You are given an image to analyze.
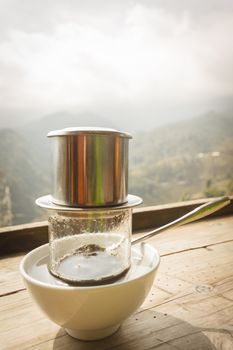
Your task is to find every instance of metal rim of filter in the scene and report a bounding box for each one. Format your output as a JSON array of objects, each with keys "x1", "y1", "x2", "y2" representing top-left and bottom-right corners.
[{"x1": 36, "y1": 194, "x2": 143, "y2": 211}]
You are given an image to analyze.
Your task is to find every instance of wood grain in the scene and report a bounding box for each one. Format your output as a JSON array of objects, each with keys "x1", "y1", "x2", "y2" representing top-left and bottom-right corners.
[
  {"x1": 1, "y1": 215, "x2": 233, "y2": 349},
  {"x1": 0, "y1": 197, "x2": 232, "y2": 255}
]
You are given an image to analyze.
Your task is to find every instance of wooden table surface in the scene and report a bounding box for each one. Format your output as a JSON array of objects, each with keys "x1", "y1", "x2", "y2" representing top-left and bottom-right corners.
[{"x1": 1, "y1": 215, "x2": 233, "y2": 350}]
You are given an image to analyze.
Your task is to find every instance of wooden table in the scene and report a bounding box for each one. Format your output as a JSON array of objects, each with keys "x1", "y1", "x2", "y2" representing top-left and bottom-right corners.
[{"x1": 1, "y1": 213, "x2": 233, "y2": 349}]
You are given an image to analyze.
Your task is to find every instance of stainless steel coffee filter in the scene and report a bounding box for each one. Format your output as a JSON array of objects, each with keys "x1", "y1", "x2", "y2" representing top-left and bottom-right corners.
[{"x1": 47, "y1": 127, "x2": 132, "y2": 207}]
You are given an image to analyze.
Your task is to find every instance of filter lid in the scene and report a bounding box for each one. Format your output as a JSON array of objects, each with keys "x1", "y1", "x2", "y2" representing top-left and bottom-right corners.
[{"x1": 47, "y1": 127, "x2": 132, "y2": 139}]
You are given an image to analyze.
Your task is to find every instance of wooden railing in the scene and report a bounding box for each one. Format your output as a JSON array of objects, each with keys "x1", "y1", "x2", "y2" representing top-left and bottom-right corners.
[{"x1": 0, "y1": 197, "x2": 232, "y2": 256}]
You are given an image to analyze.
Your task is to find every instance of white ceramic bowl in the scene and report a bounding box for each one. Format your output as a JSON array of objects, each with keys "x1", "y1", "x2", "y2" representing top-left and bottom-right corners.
[{"x1": 20, "y1": 243, "x2": 160, "y2": 341}]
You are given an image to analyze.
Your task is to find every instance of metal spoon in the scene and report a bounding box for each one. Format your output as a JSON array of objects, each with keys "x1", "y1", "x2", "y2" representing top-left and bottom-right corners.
[{"x1": 132, "y1": 196, "x2": 230, "y2": 245}]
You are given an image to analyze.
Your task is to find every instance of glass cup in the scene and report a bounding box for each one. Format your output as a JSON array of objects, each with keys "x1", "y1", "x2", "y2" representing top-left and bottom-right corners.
[{"x1": 48, "y1": 207, "x2": 132, "y2": 285}]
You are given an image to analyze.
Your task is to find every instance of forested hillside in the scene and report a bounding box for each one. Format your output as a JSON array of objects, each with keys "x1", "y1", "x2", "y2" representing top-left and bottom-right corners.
[
  {"x1": 0, "y1": 111, "x2": 232, "y2": 226},
  {"x1": 0, "y1": 129, "x2": 49, "y2": 224},
  {"x1": 130, "y1": 112, "x2": 233, "y2": 204}
]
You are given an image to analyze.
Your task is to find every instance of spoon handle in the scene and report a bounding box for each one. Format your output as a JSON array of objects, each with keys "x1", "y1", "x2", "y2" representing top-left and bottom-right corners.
[{"x1": 131, "y1": 196, "x2": 230, "y2": 246}]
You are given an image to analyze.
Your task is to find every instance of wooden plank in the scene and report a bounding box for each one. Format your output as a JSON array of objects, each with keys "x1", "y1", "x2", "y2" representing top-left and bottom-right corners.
[
  {"x1": 134, "y1": 215, "x2": 233, "y2": 256},
  {"x1": 0, "y1": 197, "x2": 232, "y2": 255},
  {"x1": 0, "y1": 221, "x2": 48, "y2": 255},
  {"x1": 0, "y1": 291, "x2": 60, "y2": 350},
  {"x1": 1, "y1": 220, "x2": 233, "y2": 349},
  {"x1": 132, "y1": 196, "x2": 233, "y2": 231},
  {"x1": 1, "y1": 215, "x2": 233, "y2": 297},
  {"x1": 0, "y1": 253, "x2": 25, "y2": 297}
]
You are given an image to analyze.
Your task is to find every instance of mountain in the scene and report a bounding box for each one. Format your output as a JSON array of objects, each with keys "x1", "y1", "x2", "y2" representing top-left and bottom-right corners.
[
  {"x1": 129, "y1": 112, "x2": 233, "y2": 204},
  {"x1": 0, "y1": 110, "x2": 232, "y2": 226},
  {"x1": 0, "y1": 172, "x2": 12, "y2": 226},
  {"x1": 18, "y1": 111, "x2": 118, "y2": 175},
  {"x1": 0, "y1": 111, "x2": 117, "y2": 225},
  {"x1": 0, "y1": 129, "x2": 49, "y2": 224}
]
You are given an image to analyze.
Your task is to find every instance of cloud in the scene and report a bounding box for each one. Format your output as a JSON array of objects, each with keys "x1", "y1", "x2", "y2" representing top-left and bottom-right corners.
[{"x1": 0, "y1": 2, "x2": 233, "y2": 120}]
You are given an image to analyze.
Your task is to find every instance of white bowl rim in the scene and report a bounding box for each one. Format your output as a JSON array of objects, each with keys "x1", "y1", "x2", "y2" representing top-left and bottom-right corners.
[{"x1": 20, "y1": 243, "x2": 160, "y2": 291}]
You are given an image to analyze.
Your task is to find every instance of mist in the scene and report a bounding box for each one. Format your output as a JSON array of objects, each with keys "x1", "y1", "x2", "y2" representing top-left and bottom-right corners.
[{"x1": 0, "y1": 0, "x2": 233, "y2": 131}]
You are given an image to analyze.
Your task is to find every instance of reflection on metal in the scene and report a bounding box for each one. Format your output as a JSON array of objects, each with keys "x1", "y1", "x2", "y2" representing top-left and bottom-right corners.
[{"x1": 47, "y1": 127, "x2": 132, "y2": 207}]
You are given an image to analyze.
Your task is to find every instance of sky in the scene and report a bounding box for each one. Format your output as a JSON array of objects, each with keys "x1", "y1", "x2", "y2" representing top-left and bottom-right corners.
[{"x1": 0, "y1": 0, "x2": 233, "y2": 130}]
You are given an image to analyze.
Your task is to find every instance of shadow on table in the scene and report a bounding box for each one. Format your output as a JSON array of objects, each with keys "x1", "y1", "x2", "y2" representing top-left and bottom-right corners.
[{"x1": 52, "y1": 309, "x2": 218, "y2": 350}]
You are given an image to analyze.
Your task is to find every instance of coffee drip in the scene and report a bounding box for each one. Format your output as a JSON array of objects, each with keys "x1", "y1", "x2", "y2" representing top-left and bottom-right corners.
[{"x1": 36, "y1": 127, "x2": 142, "y2": 285}]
